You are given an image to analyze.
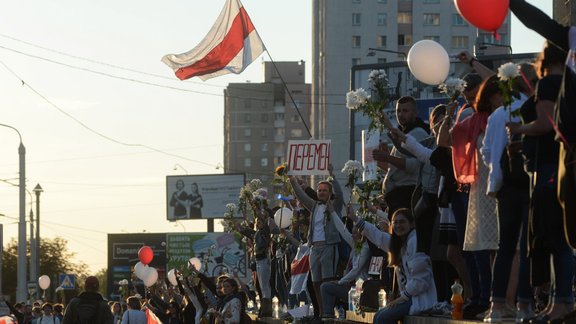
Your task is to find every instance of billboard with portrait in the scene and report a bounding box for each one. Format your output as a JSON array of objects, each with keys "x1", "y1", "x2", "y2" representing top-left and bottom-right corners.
[{"x1": 166, "y1": 173, "x2": 245, "y2": 220}]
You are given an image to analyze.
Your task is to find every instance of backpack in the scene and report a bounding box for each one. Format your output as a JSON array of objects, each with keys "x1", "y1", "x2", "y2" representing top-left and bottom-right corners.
[{"x1": 76, "y1": 298, "x2": 100, "y2": 323}]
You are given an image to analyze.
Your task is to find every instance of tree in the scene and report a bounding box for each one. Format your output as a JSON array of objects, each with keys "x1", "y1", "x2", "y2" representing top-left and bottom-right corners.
[{"x1": 2, "y1": 236, "x2": 89, "y2": 302}]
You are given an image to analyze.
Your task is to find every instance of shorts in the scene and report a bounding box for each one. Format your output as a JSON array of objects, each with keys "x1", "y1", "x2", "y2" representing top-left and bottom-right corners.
[{"x1": 309, "y1": 243, "x2": 338, "y2": 282}]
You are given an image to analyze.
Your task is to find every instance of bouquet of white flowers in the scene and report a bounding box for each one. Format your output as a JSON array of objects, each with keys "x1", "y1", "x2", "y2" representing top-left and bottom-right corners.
[
  {"x1": 346, "y1": 69, "x2": 393, "y2": 134},
  {"x1": 438, "y1": 77, "x2": 467, "y2": 103}
]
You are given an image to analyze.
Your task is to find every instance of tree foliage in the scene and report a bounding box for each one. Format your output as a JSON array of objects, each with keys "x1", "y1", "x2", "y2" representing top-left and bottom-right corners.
[{"x1": 2, "y1": 236, "x2": 89, "y2": 302}]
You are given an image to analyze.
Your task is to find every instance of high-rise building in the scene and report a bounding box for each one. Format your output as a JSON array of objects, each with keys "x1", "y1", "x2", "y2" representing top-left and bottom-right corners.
[
  {"x1": 312, "y1": 0, "x2": 511, "y2": 178},
  {"x1": 224, "y1": 61, "x2": 311, "y2": 194}
]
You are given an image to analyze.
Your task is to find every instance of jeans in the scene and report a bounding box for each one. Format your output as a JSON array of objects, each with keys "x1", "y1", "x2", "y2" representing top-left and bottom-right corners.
[
  {"x1": 320, "y1": 281, "x2": 349, "y2": 316},
  {"x1": 492, "y1": 183, "x2": 531, "y2": 301},
  {"x1": 373, "y1": 298, "x2": 412, "y2": 324},
  {"x1": 256, "y1": 257, "x2": 271, "y2": 298}
]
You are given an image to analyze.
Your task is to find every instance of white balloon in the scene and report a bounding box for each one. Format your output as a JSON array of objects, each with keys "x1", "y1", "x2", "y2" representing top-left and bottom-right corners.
[
  {"x1": 407, "y1": 40, "x2": 450, "y2": 85},
  {"x1": 38, "y1": 275, "x2": 51, "y2": 290},
  {"x1": 167, "y1": 269, "x2": 178, "y2": 286},
  {"x1": 274, "y1": 207, "x2": 293, "y2": 229},
  {"x1": 189, "y1": 257, "x2": 202, "y2": 272},
  {"x1": 134, "y1": 262, "x2": 148, "y2": 280},
  {"x1": 143, "y1": 267, "x2": 158, "y2": 287}
]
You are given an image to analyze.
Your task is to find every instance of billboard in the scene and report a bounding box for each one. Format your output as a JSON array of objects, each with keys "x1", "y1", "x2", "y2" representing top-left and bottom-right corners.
[
  {"x1": 107, "y1": 233, "x2": 167, "y2": 301},
  {"x1": 166, "y1": 232, "x2": 247, "y2": 279},
  {"x1": 166, "y1": 174, "x2": 245, "y2": 220}
]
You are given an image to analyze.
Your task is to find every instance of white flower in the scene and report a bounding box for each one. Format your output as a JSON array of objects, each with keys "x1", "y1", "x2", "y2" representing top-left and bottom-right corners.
[
  {"x1": 118, "y1": 279, "x2": 129, "y2": 285},
  {"x1": 368, "y1": 69, "x2": 387, "y2": 83},
  {"x1": 439, "y1": 77, "x2": 467, "y2": 96},
  {"x1": 252, "y1": 188, "x2": 268, "y2": 200},
  {"x1": 225, "y1": 203, "x2": 236, "y2": 211},
  {"x1": 249, "y1": 179, "x2": 263, "y2": 190},
  {"x1": 497, "y1": 62, "x2": 520, "y2": 81},
  {"x1": 346, "y1": 88, "x2": 370, "y2": 109},
  {"x1": 341, "y1": 160, "x2": 364, "y2": 175}
]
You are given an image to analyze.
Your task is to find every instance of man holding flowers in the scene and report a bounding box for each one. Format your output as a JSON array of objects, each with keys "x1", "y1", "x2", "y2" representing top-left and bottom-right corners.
[
  {"x1": 373, "y1": 96, "x2": 430, "y2": 215},
  {"x1": 288, "y1": 165, "x2": 343, "y2": 316}
]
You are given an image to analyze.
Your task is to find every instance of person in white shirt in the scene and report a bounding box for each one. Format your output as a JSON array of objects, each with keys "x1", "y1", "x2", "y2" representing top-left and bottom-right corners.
[
  {"x1": 121, "y1": 297, "x2": 146, "y2": 324},
  {"x1": 35, "y1": 303, "x2": 61, "y2": 324}
]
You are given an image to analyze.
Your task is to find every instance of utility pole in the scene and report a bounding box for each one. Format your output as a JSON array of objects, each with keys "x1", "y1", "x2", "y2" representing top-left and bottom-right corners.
[{"x1": 33, "y1": 184, "x2": 43, "y2": 300}]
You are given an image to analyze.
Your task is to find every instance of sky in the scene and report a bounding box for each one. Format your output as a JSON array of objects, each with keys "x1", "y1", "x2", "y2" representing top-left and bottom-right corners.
[{"x1": 0, "y1": 1, "x2": 551, "y2": 274}]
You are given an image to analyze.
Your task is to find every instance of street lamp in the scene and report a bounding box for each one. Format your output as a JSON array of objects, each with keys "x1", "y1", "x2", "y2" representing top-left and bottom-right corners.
[
  {"x1": 173, "y1": 164, "x2": 189, "y2": 174},
  {"x1": 367, "y1": 48, "x2": 408, "y2": 60},
  {"x1": 33, "y1": 184, "x2": 43, "y2": 299},
  {"x1": 0, "y1": 123, "x2": 27, "y2": 302}
]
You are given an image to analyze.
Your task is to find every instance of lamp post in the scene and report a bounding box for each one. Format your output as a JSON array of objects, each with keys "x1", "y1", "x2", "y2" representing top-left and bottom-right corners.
[
  {"x1": 33, "y1": 184, "x2": 43, "y2": 299},
  {"x1": 367, "y1": 48, "x2": 408, "y2": 60},
  {"x1": 0, "y1": 123, "x2": 27, "y2": 302},
  {"x1": 173, "y1": 164, "x2": 189, "y2": 174}
]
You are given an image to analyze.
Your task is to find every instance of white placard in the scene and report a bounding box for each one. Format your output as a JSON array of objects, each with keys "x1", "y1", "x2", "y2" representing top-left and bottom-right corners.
[{"x1": 286, "y1": 140, "x2": 331, "y2": 176}]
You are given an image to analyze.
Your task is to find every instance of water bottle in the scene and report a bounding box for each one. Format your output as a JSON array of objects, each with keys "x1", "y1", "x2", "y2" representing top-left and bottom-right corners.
[
  {"x1": 451, "y1": 279, "x2": 464, "y2": 320},
  {"x1": 378, "y1": 288, "x2": 387, "y2": 309},
  {"x1": 348, "y1": 285, "x2": 356, "y2": 311},
  {"x1": 272, "y1": 296, "x2": 279, "y2": 319},
  {"x1": 338, "y1": 305, "x2": 346, "y2": 320}
]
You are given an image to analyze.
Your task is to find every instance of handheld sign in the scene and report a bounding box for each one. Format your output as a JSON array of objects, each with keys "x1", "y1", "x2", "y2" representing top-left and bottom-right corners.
[{"x1": 287, "y1": 140, "x2": 331, "y2": 176}]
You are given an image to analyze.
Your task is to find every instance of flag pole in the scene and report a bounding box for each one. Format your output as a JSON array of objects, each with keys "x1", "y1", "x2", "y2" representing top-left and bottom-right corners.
[{"x1": 240, "y1": 0, "x2": 313, "y2": 138}]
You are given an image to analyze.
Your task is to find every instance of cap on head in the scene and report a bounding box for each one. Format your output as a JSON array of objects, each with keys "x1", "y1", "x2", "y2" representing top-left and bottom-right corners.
[{"x1": 85, "y1": 276, "x2": 99, "y2": 291}]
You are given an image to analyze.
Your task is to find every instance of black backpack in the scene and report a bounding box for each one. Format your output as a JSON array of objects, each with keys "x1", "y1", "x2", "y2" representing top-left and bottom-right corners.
[
  {"x1": 557, "y1": 64, "x2": 576, "y2": 146},
  {"x1": 76, "y1": 298, "x2": 100, "y2": 323}
]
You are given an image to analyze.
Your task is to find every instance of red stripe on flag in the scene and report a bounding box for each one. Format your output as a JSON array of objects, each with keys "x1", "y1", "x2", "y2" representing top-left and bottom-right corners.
[
  {"x1": 175, "y1": 7, "x2": 255, "y2": 80},
  {"x1": 291, "y1": 254, "x2": 310, "y2": 275}
]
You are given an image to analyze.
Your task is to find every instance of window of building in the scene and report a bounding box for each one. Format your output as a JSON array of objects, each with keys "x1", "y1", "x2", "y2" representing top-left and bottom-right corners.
[
  {"x1": 452, "y1": 14, "x2": 467, "y2": 26},
  {"x1": 478, "y1": 33, "x2": 507, "y2": 45},
  {"x1": 352, "y1": 58, "x2": 361, "y2": 66},
  {"x1": 352, "y1": 36, "x2": 361, "y2": 48},
  {"x1": 244, "y1": 128, "x2": 251, "y2": 137},
  {"x1": 244, "y1": 158, "x2": 251, "y2": 167},
  {"x1": 291, "y1": 115, "x2": 300, "y2": 122},
  {"x1": 352, "y1": 13, "x2": 361, "y2": 26},
  {"x1": 424, "y1": 35, "x2": 440, "y2": 42},
  {"x1": 398, "y1": 34, "x2": 413, "y2": 46},
  {"x1": 397, "y1": 12, "x2": 412, "y2": 24},
  {"x1": 377, "y1": 13, "x2": 387, "y2": 26},
  {"x1": 377, "y1": 0, "x2": 386, "y2": 3},
  {"x1": 352, "y1": 0, "x2": 360, "y2": 3},
  {"x1": 244, "y1": 143, "x2": 251, "y2": 152},
  {"x1": 424, "y1": 0, "x2": 440, "y2": 3},
  {"x1": 274, "y1": 113, "x2": 284, "y2": 121},
  {"x1": 275, "y1": 128, "x2": 285, "y2": 136},
  {"x1": 244, "y1": 98, "x2": 252, "y2": 108},
  {"x1": 261, "y1": 143, "x2": 268, "y2": 152},
  {"x1": 261, "y1": 113, "x2": 269, "y2": 122},
  {"x1": 261, "y1": 129, "x2": 267, "y2": 137},
  {"x1": 377, "y1": 58, "x2": 387, "y2": 64},
  {"x1": 244, "y1": 113, "x2": 251, "y2": 122},
  {"x1": 451, "y1": 36, "x2": 469, "y2": 49},
  {"x1": 377, "y1": 35, "x2": 387, "y2": 48},
  {"x1": 423, "y1": 13, "x2": 440, "y2": 26},
  {"x1": 260, "y1": 158, "x2": 268, "y2": 167},
  {"x1": 291, "y1": 129, "x2": 303, "y2": 137}
]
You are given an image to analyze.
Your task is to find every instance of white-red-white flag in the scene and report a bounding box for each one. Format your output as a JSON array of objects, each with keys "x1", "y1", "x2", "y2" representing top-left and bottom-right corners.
[
  {"x1": 162, "y1": 0, "x2": 264, "y2": 81},
  {"x1": 145, "y1": 307, "x2": 162, "y2": 324}
]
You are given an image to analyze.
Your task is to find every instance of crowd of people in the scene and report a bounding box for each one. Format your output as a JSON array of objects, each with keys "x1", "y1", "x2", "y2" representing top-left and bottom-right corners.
[{"x1": 2, "y1": 1, "x2": 576, "y2": 324}]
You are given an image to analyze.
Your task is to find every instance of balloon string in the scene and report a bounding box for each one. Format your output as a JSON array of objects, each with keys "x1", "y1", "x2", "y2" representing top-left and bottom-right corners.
[{"x1": 493, "y1": 31, "x2": 501, "y2": 41}]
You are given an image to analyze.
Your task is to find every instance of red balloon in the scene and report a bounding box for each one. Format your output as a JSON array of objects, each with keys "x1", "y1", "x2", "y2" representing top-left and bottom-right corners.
[
  {"x1": 454, "y1": 0, "x2": 509, "y2": 33},
  {"x1": 138, "y1": 246, "x2": 154, "y2": 265}
]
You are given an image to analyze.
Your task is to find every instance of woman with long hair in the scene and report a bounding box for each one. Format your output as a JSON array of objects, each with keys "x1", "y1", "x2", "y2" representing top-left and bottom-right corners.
[
  {"x1": 350, "y1": 208, "x2": 436, "y2": 323},
  {"x1": 213, "y1": 278, "x2": 245, "y2": 324}
]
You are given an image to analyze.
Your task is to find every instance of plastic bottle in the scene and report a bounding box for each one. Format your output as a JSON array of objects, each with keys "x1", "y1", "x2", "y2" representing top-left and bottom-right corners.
[
  {"x1": 378, "y1": 288, "x2": 387, "y2": 309},
  {"x1": 272, "y1": 296, "x2": 279, "y2": 319},
  {"x1": 451, "y1": 279, "x2": 464, "y2": 320},
  {"x1": 348, "y1": 285, "x2": 356, "y2": 311}
]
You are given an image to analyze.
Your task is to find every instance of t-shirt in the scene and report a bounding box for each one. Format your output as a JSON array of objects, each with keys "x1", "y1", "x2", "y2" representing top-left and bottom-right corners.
[{"x1": 522, "y1": 75, "x2": 562, "y2": 166}]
